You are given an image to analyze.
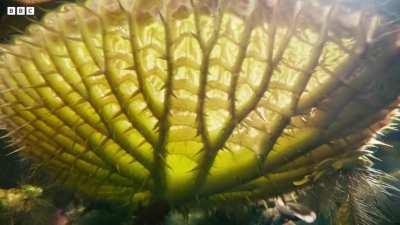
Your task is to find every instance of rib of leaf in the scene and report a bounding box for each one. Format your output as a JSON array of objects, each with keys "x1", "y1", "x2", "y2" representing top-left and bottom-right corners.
[
  {"x1": 191, "y1": 5, "x2": 269, "y2": 198},
  {"x1": 254, "y1": 153, "x2": 360, "y2": 195},
  {"x1": 312, "y1": 47, "x2": 399, "y2": 134},
  {"x1": 73, "y1": 8, "x2": 104, "y2": 69},
  {"x1": 198, "y1": 2, "x2": 334, "y2": 198},
  {"x1": 152, "y1": 14, "x2": 175, "y2": 197},
  {"x1": 24, "y1": 138, "x2": 136, "y2": 187},
  {"x1": 239, "y1": 9, "x2": 345, "y2": 183},
  {"x1": 67, "y1": 4, "x2": 155, "y2": 170},
  {"x1": 4, "y1": 52, "x2": 146, "y2": 175},
  {"x1": 212, "y1": 1, "x2": 293, "y2": 155},
  {"x1": 226, "y1": 10, "x2": 258, "y2": 141},
  {"x1": 0, "y1": 79, "x2": 107, "y2": 168},
  {"x1": 262, "y1": 48, "x2": 400, "y2": 173},
  {"x1": 55, "y1": 167, "x2": 148, "y2": 204},
  {"x1": 296, "y1": 10, "x2": 370, "y2": 113},
  {"x1": 328, "y1": 98, "x2": 399, "y2": 141},
  {"x1": 34, "y1": 37, "x2": 110, "y2": 134},
  {"x1": 25, "y1": 148, "x2": 115, "y2": 184},
  {"x1": 272, "y1": 132, "x2": 367, "y2": 173},
  {"x1": 127, "y1": 13, "x2": 163, "y2": 120},
  {"x1": 191, "y1": 0, "x2": 224, "y2": 191},
  {"x1": 22, "y1": 39, "x2": 110, "y2": 136},
  {"x1": 257, "y1": 3, "x2": 334, "y2": 163},
  {"x1": 99, "y1": 17, "x2": 158, "y2": 161},
  {"x1": 23, "y1": 17, "x2": 127, "y2": 141},
  {"x1": 0, "y1": 62, "x2": 87, "y2": 146},
  {"x1": 50, "y1": 162, "x2": 137, "y2": 194},
  {"x1": 54, "y1": 167, "x2": 136, "y2": 192},
  {"x1": 50, "y1": 17, "x2": 153, "y2": 176},
  {"x1": 85, "y1": 3, "x2": 158, "y2": 146},
  {"x1": 22, "y1": 117, "x2": 105, "y2": 168},
  {"x1": 192, "y1": 2, "x2": 280, "y2": 196},
  {"x1": 5, "y1": 119, "x2": 120, "y2": 184},
  {"x1": 62, "y1": 39, "x2": 152, "y2": 180},
  {"x1": 203, "y1": 163, "x2": 316, "y2": 202}
]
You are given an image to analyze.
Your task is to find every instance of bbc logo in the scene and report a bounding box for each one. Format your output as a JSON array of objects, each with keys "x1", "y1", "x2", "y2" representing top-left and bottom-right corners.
[{"x1": 7, "y1": 7, "x2": 35, "y2": 16}]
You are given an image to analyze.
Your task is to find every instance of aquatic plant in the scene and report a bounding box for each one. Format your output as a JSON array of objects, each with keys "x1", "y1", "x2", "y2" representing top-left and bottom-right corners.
[{"x1": 0, "y1": 0, "x2": 399, "y2": 216}]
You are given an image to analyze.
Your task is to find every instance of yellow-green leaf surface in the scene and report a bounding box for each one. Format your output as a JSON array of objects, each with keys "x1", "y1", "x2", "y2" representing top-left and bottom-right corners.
[{"x1": 0, "y1": 0, "x2": 399, "y2": 206}]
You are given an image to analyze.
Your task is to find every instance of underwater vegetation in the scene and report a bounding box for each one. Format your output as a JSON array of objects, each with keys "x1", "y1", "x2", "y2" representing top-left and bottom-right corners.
[{"x1": 0, "y1": 0, "x2": 400, "y2": 224}]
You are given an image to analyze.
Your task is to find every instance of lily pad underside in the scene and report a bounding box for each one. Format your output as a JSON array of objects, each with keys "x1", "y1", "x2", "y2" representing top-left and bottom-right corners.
[{"x1": 0, "y1": 0, "x2": 399, "y2": 207}]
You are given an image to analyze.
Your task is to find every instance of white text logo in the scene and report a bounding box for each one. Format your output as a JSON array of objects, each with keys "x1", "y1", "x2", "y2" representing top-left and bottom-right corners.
[{"x1": 7, "y1": 7, "x2": 35, "y2": 16}]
